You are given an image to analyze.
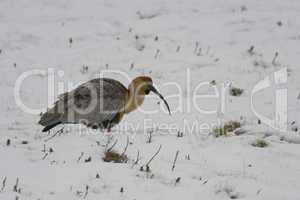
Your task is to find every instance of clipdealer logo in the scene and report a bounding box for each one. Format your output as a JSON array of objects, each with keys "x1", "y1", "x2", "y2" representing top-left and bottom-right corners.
[{"x1": 13, "y1": 67, "x2": 289, "y2": 133}]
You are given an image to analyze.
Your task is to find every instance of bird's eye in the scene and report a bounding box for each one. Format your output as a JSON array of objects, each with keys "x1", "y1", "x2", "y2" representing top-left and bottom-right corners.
[{"x1": 144, "y1": 89, "x2": 150, "y2": 95}]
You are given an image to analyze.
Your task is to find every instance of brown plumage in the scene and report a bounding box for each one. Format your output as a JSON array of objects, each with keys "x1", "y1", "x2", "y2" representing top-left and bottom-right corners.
[{"x1": 39, "y1": 76, "x2": 171, "y2": 132}]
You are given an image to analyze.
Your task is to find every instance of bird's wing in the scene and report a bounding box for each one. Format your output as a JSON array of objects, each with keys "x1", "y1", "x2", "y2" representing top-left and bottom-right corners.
[{"x1": 56, "y1": 78, "x2": 128, "y2": 125}]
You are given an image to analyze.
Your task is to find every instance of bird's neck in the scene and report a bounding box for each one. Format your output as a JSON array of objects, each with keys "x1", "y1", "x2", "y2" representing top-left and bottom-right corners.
[{"x1": 124, "y1": 86, "x2": 145, "y2": 114}]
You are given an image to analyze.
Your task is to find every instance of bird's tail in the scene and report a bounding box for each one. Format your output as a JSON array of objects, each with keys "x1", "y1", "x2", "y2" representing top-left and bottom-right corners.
[{"x1": 39, "y1": 107, "x2": 62, "y2": 132}]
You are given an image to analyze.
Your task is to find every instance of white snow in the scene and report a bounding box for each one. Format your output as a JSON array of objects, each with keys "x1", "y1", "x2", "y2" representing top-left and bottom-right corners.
[{"x1": 1, "y1": 0, "x2": 300, "y2": 199}]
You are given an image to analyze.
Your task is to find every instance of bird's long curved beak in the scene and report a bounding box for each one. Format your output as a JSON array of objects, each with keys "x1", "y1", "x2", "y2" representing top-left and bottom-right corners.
[{"x1": 148, "y1": 85, "x2": 171, "y2": 115}]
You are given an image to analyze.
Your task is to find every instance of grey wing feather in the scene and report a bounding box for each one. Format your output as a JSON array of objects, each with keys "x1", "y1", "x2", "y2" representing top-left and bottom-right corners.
[{"x1": 57, "y1": 78, "x2": 127, "y2": 125}]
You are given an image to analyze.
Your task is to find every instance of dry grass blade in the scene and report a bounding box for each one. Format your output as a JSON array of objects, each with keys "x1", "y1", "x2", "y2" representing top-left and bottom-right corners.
[
  {"x1": 172, "y1": 150, "x2": 179, "y2": 171},
  {"x1": 106, "y1": 139, "x2": 118, "y2": 153},
  {"x1": 121, "y1": 136, "x2": 129, "y2": 157},
  {"x1": 146, "y1": 145, "x2": 162, "y2": 167}
]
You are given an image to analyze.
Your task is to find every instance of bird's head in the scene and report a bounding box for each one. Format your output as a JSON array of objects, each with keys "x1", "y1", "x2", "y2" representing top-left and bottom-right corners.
[{"x1": 127, "y1": 76, "x2": 171, "y2": 115}]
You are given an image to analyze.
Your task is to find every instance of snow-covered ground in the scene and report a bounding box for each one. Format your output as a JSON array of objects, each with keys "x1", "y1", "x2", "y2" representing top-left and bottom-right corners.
[{"x1": 1, "y1": 0, "x2": 300, "y2": 199}]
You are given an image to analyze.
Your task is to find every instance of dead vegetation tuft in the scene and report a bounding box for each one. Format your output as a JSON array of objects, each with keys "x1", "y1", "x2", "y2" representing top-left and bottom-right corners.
[
  {"x1": 215, "y1": 183, "x2": 243, "y2": 199},
  {"x1": 103, "y1": 150, "x2": 128, "y2": 163},
  {"x1": 103, "y1": 136, "x2": 129, "y2": 163},
  {"x1": 251, "y1": 139, "x2": 269, "y2": 148},
  {"x1": 229, "y1": 87, "x2": 244, "y2": 96},
  {"x1": 212, "y1": 121, "x2": 241, "y2": 137}
]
